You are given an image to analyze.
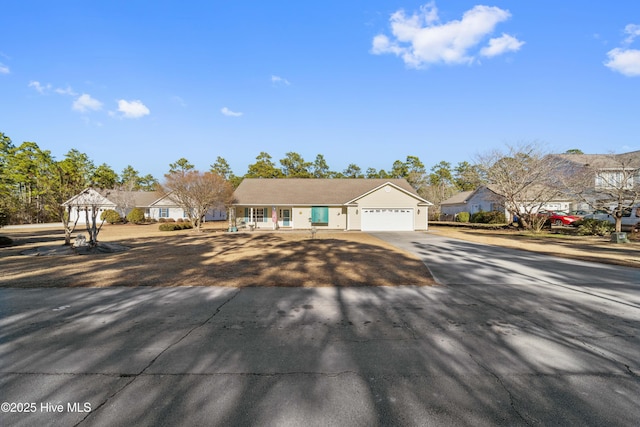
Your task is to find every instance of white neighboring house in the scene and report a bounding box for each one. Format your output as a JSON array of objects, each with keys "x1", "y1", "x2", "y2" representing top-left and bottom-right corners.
[
  {"x1": 62, "y1": 188, "x2": 227, "y2": 223},
  {"x1": 440, "y1": 186, "x2": 510, "y2": 221},
  {"x1": 440, "y1": 185, "x2": 574, "y2": 222},
  {"x1": 147, "y1": 193, "x2": 226, "y2": 222}
]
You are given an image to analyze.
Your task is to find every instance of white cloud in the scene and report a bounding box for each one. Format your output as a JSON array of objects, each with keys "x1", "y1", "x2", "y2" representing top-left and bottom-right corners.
[
  {"x1": 116, "y1": 99, "x2": 150, "y2": 118},
  {"x1": 72, "y1": 93, "x2": 103, "y2": 112},
  {"x1": 0, "y1": 63, "x2": 9, "y2": 74},
  {"x1": 221, "y1": 107, "x2": 243, "y2": 117},
  {"x1": 480, "y1": 33, "x2": 525, "y2": 57},
  {"x1": 623, "y1": 24, "x2": 640, "y2": 44},
  {"x1": 371, "y1": 2, "x2": 523, "y2": 68},
  {"x1": 29, "y1": 81, "x2": 78, "y2": 96},
  {"x1": 605, "y1": 24, "x2": 640, "y2": 76},
  {"x1": 55, "y1": 86, "x2": 77, "y2": 96},
  {"x1": 271, "y1": 75, "x2": 291, "y2": 86},
  {"x1": 605, "y1": 48, "x2": 640, "y2": 76},
  {"x1": 28, "y1": 81, "x2": 51, "y2": 94}
]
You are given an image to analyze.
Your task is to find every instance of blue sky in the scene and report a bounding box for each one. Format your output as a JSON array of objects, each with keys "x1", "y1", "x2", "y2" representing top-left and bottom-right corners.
[{"x1": 2, "y1": 1, "x2": 640, "y2": 180}]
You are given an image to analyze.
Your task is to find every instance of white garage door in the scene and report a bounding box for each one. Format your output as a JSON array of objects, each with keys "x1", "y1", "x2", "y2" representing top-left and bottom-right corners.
[{"x1": 361, "y1": 208, "x2": 414, "y2": 231}]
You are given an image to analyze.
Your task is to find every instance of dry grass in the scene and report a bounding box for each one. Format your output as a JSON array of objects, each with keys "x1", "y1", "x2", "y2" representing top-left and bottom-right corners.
[
  {"x1": 0, "y1": 223, "x2": 436, "y2": 288},
  {"x1": 429, "y1": 225, "x2": 640, "y2": 268}
]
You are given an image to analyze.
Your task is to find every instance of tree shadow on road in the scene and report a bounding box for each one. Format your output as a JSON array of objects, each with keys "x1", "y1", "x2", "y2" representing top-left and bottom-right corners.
[{"x1": 2, "y1": 277, "x2": 639, "y2": 425}]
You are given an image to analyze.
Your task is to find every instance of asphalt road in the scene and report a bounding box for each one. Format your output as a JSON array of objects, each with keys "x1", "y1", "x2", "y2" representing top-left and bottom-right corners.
[{"x1": 1, "y1": 232, "x2": 639, "y2": 426}]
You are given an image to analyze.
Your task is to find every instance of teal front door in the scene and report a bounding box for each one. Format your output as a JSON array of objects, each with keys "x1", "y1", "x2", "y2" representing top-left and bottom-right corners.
[{"x1": 281, "y1": 209, "x2": 290, "y2": 227}]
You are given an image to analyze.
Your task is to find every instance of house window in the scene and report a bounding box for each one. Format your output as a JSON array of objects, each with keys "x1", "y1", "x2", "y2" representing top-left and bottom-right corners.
[
  {"x1": 183, "y1": 209, "x2": 189, "y2": 218},
  {"x1": 245, "y1": 208, "x2": 267, "y2": 222},
  {"x1": 311, "y1": 206, "x2": 329, "y2": 225},
  {"x1": 159, "y1": 208, "x2": 169, "y2": 218},
  {"x1": 596, "y1": 171, "x2": 633, "y2": 189}
]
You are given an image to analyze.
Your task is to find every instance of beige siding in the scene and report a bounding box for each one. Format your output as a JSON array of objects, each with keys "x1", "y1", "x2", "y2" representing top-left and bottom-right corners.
[
  {"x1": 233, "y1": 206, "x2": 346, "y2": 230},
  {"x1": 347, "y1": 206, "x2": 361, "y2": 230},
  {"x1": 353, "y1": 185, "x2": 428, "y2": 231},
  {"x1": 291, "y1": 206, "x2": 346, "y2": 229}
]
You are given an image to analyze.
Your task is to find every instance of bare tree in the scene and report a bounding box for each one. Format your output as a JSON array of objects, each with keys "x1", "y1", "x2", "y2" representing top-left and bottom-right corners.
[
  {"x1": 68, "y1": 188, "x2": 107, "y2": 246},
  {"x1": 161, "y1": 171, "x2": 234, "y2": 232},
  {"x1": 61, "y1": 204, "x2": 81, "y2": 246},
  {"x1": 108, "y1": 189, "x2": 137, "y2": 218},
  {"x1": 558, "y1": 151, "x2": 640, "y2": 232},
  {"x1": 476, "y1": 142, "x2": 568, "y2": 231}
]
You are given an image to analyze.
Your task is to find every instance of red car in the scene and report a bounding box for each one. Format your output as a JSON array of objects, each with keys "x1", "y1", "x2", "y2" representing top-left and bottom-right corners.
[{"x1": 539, "y1": 210, "x2": 581, "y2": 226}]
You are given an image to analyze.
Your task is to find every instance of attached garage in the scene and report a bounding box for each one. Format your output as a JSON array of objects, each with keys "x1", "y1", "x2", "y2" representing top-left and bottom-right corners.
[{"x1": 361, "y1": 208, "x2": 414, "y2": 231}]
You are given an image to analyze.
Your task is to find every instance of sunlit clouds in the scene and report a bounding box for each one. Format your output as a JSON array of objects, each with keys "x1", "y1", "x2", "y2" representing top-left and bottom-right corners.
[{"x1": 372, "y1": 2, "x2": 524, "y2": 68}]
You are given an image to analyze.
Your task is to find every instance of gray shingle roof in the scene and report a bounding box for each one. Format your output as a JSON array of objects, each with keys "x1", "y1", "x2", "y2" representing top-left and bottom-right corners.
[
  {"x1": 440, "y1": 190, "x2": 474, "y2": 205},
  {"x1": 96, "y1": 189, "x2": 162, "y2": 207},
  {"x1": 233, "y1": 178, "x2": 423, "y2": 205},
  {"x1": 554, "y1": 151, "x2": 640, "y2": 169}
]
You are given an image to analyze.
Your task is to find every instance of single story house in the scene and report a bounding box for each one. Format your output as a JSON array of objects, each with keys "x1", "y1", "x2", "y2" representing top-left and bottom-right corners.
[
  {"x1": 231, "y1": 178, "x2": 432, "y2": 231},
  {"x1": 62, "y1": 188, "x2": 226, "y2": 223},
  {"x1": 440, "y1": 185, "x2": 575, "y2": 221},
  {"x1": 440, "y1": 186, "x2": 509, "y2": 220},
  {"x1": 146, "y1": 192, "x2": 226, "y2": 222}
]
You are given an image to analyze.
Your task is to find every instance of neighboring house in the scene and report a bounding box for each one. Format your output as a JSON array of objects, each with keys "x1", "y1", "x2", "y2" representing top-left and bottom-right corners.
[
  {"x1": 231, "y1": 178, "x2": 432, "y2": 231},
  {"x1": 440, "y1": 185, "x2": 574, "y2": 221},
  {"x1": 62, "y1": 188, "x2": 226, "y2": 223},
  {"x1": 146, "y1": 193, "x2": 226, "y2": 222},
  {"x1": 553, "y1": 150, "x2": 640, "y2": 209},
  {"x1": 555, "y1": 150, "x2": 640, "y2": 188},
  {"x1": 440, "y1": 186, "x2": 509, "y2": 220}
]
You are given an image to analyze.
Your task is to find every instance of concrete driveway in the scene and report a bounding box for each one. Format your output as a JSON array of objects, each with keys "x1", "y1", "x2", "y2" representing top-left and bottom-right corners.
[{"x1": 1, "y1": 232, "x2": 639, "y2": 426}]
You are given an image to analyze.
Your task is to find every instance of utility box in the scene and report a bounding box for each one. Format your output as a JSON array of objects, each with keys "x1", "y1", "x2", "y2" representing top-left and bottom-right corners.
[{"x1": 610, "y1": 232, "x2": 629, "y2": 243}]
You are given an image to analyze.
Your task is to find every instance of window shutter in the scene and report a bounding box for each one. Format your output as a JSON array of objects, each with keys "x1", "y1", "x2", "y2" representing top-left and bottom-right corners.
[
  {"x1": 311, "y1": 206, "x2": 329, "y2": 224},
  {"x1": 244, "y1": 208, "x2": 248, "y2": 221}
]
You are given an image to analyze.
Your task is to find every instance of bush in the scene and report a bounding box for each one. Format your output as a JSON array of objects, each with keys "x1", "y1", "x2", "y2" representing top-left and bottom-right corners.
[
  {"x1": 456, "y1": 212, "x2": 470, "y2": 223},
  {"x1": 159, "y1": 222, "x2": 193, "y2": 231},
  {"x1": 471, "y1": 211, "x2": 507, "y2": 224},
  {"x1": 0, "y1": 236, "x2": 13, "y2": 247},
  {"x1": 176, "y1": 218, "x2": 184, "y2": 223},
  {"x1": 100, "y1": 209, "x2": 123, "y2": 224},
  {"x1": 576, "y1": 218, "x2": 615, "y2": 236},
  {"x1": 126, "y1": 207, "x2": 146, "y2": 224}
]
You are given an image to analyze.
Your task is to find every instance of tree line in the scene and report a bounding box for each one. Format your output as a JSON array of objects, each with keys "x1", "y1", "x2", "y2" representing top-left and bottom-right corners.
[
  {"x1": 0, "y1": 131, "x2": 483, "y2": 225},
  {"x1": 5, "y1": 130, "x2": 634, "y2": 233}
]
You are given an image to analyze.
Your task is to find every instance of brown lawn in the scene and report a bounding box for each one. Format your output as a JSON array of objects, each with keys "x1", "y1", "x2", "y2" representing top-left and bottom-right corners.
[
  {"x1": 0, "y1": 223, "x2": 436, "y2": 288},
  {"x1": 429, "y1": 225, "x2": 640, "y2": 269}
]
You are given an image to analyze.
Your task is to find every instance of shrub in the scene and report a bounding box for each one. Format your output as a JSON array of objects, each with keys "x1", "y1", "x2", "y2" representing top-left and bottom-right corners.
[
  {"x1": 158, "y1": 218, "x2": 167, "y2": 223},
  {"x1": 471, "y1": 211, "x2": 507, "y2": 224},
  {"x1": 159, "y1": 223, "x2": 179, "y2": 231},
  {"x1": 159, "y1": 222, "x2": 193, "y2": 231},
  {"x1": 176, "y1": 218, "x2": 184, "y2": 223},
  {"x1": 100, "y1": 209, "x2": 122, "y2": 224},
  {"x1": 167, "y1": 218, "x2": 176, "y2": 223},
  {"x1": 126, "y1": 207, "x2": 146, "y2": 224},
  {"x1": 576, "y1": 218, "x2": 614, "y2": 236},
  {"x1": 456, "y1": 212, "x2": 470, "y2": 223},
  {"x1": 0, "y1": 236, "x2": 13, "y2": 247}
]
